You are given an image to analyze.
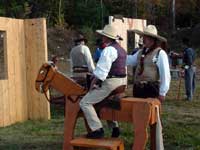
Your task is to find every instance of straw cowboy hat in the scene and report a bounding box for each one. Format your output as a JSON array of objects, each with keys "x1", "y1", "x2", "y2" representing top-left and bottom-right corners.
[
  {"x1": 96, "y1": 24, "x2": 122, "y2": 40},
  {"x1": 133, "y1": 25, "x2": 167, "y2": 42}
]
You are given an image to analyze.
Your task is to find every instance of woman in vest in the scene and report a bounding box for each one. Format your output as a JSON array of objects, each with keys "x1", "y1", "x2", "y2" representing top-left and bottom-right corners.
[
  {"x1": 80, "y1": 24, "x2": 126, "y2": 139},
  {"x1": 127, "y1": 25, "x2": 171, "y2": 103}
]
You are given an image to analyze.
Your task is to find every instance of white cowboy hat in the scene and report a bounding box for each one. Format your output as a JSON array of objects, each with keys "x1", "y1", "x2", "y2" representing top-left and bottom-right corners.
[
  {"x1": 133, "y1": 25, "x2": 167, "y2": 42},
  {"x1": 96, "y1": 24, "x2": 118, "y2": 40}
]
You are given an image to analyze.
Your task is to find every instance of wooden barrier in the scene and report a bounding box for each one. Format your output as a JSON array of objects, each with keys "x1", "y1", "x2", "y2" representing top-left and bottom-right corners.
[
  {"x1": 109, "y1": 16, "x2": 146, "y2": 51},
  {"x1": 0, "y1": 17, "x2": 49, "y2": 127},
  {"x1": 24, "y1": 19, "x2": 50, "y2": 120}
]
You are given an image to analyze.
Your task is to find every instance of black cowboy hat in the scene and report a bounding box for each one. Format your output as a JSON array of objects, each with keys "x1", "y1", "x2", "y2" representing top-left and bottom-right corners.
[{"x1": 74, "y1": 34, "x2": 88, "y2": 43}]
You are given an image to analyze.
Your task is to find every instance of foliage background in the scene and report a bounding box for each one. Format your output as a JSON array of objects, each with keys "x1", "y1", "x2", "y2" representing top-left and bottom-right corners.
[
  {"x1": 1, "y1": 0, "x2": 200, "y2": 28},
  {"x1": 0, "y1": 0, "x2": 200, "y2": 54}
]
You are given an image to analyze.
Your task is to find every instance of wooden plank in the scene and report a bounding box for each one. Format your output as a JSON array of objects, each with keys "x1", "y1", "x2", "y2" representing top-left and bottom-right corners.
[
  {"x1": 19, "y1": 20, "x2": 28, "y2": 121},
  {"x1": 24, "y1": 19, "x2": 33, "y2": 119},
  {"x1": 24, "y1": 18, "x2": 50, "y2": 120},
  {"x1": 3, "y1": 28, "x2": 9, "y2": 126},
  {"x1": 13, "y1": 20, "x2": 27, "y2": 122},
  {"x1": 70, "y1": 137, "x2": 124, "y2": 149},
  {"x1": 36, "y1": 19, "x2": 50, "y2": 119},
  {"x1": 0, "y1": 81, "x2": 4, "y2": 126},
  {"x1": 24, "y1": 19, "x2": 39, "y2": 119},
  {"x1": 32, "y1": 19, "x2": 41, "y2": 119},
  {"x1": 0, "y1": 22, "x2": 8, "y2": 127},
  {"x1": 7, "y1": 19, "x2": 18, "y2": 125},
  {"x1": 12, "y1": 20, "x2": 19, "y2": 123},
  {"x1": 0, "y1": 81, "x2": 2, "y2": 126},
  {"x1": 2, "y1": 19, "x2": 11, "y2": 126},
  {"x1": 0, "y1": 26, "x2": 6, "y2": 126}
]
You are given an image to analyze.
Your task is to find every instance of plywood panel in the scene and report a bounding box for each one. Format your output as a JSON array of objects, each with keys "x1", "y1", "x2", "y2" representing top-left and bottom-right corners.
[
  {"x1": 0, "y1": 18, "x2": 28, "y2": 126},
  {"x1": 0, "y1": 17, "x2": 49, "y2": 127},
  {"x1": 0, "y1": 19, "x2": 11, "y2": 126},
  {"x1": 24, "y1": 18, "x2": 50, "y2": 120},
  {"x1": 0, "y1": 27, "x2": 7, "y2": 126},
  {"x1": 7, "y1": 19, "x2": 18, "y2": 125},
  {"x1": 10, "y1": 20, "x2": 27, "y2": 122}
]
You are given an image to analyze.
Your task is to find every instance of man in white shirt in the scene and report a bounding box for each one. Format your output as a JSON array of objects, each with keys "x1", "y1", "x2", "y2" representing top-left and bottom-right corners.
[
  {"x1": 127, "y1": 25, "x2": 171, "y2": 103},
  {"x1": 80, "y1": 25, "x2": 127, "y2": 139},
  {"x1": 70, "y1": 34, "x2": 95, "y2": 77},
  {"x1": 70, "y1": 34, "x2": 95, "y2": 87}
]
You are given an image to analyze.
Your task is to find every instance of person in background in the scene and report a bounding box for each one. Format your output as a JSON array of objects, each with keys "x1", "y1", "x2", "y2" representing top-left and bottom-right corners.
[
  {"x1": 93, "y1": 39, "x2": 106, "y2": 63},
  {"x1": 182, "y1": 37, "x2": 196, "y2": 101},
  {"x1": 80, "y1": 24, "x2": 126, "y2": 139},
  {"x1": 127, "y1": 25, "x2": 171, "y2": 103},
  {"x1": 131, "y1": 37, "x2": 143, "y2": 55},
  {"x1": 70, "y1": 34, "x2": 95, "y2": 75},
  {"x1": 70, "y1": 34, "x2": 95, "y2": 87}
]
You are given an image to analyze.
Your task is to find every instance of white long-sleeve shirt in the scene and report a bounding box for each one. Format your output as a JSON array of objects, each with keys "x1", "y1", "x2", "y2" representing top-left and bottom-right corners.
[
  {"x1": 127, "y1": 49, "x2": 171, "y2": 96},
  {"x1": 93, "y1": 46, "x2": 118, "y2": 81}
]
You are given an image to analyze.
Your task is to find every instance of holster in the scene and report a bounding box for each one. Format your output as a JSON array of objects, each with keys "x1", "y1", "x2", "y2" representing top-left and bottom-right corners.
[{"x1": 133, "y1": 81, "x2": 160, "y2": 98}]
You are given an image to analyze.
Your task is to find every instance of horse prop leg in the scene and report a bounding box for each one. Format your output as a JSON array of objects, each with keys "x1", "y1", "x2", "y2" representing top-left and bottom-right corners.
[
  {"x1": 132, "y1": 102, "x2": 151, "y2": 150},
  {"x1": 63, "y1": 97, "x2": 80, "y2": 150}
]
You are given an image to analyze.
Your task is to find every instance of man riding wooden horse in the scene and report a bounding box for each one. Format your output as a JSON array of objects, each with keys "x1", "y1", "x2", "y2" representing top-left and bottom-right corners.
[{"x1": 79, "y1": 24, "x2": 126, "y2": 139}]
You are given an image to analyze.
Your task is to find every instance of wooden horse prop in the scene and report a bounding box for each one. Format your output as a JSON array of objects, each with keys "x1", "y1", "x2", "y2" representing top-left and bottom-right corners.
[{"x1": 35, "y1": 62, "x2": 163, "y2": 150}]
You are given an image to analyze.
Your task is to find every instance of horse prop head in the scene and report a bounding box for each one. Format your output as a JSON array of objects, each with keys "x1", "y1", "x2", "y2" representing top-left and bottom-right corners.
[{"x1": 35, "y1": 62, "x2": 57, "y2": 93}]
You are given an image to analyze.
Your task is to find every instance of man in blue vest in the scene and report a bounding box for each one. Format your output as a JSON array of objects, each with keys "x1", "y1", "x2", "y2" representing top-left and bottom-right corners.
[{"x1": 80, "y1": 24, "x2": 127, "y2": 139}]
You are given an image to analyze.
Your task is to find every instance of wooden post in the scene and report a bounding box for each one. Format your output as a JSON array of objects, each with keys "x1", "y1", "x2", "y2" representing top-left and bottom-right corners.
[
  {"x1": 132, "y1": 102, "x2": 151, "y2": 150},
  {"x1": 63, "y1": 97, "x2": 80, "y2": 150},
  {"x1": 24, "y1": 18, "x2": 50, "y2": 120}
]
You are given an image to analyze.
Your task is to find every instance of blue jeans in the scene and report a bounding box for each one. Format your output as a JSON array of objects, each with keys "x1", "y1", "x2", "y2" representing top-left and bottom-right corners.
[{"x1": 184, "y1": 67, "x2": 196, "y2": 100}]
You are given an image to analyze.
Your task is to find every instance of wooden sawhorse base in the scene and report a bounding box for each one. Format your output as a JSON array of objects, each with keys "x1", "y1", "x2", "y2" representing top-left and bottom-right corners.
[{"x1": 70, "y1": 137, "x2": 124, "y2": 150}]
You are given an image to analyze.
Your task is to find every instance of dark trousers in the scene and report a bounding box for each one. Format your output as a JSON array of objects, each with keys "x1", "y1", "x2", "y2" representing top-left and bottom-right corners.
[
  {"x1": 133, "y1": 81, "x2": 159, "y2": 98},
  {"x1": 184, "y1": 67, "x2": 196, "y2": 100}
]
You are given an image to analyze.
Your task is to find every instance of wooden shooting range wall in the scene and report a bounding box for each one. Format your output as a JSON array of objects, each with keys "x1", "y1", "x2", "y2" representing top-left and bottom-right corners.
[
  {"x1": 109, "y1": 16, "x2": 146, "y2": 51},
  {"x1": 0, "y1": 17, "x2": 50, "y2": 127}
]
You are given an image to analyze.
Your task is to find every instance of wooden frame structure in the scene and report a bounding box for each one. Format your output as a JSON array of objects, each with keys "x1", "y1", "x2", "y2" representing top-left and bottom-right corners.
[
  {"x1": 109, "y1": 16, "x2": 146, "y2": 51},
  {"x1": 0, "y1": 17, "x2": 50, "y2": 127}
]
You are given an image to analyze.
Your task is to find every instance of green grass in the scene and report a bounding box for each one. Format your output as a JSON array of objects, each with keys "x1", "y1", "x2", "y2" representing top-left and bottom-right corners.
[{"x1": 0, "y1": 94, "x2": 200, "y2": 150}]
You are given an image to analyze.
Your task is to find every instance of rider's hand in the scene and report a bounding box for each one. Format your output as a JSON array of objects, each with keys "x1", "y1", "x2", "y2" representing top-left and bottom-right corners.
[{"x1": 89, "y1": 76, "x2": 98, "y2": 91}]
